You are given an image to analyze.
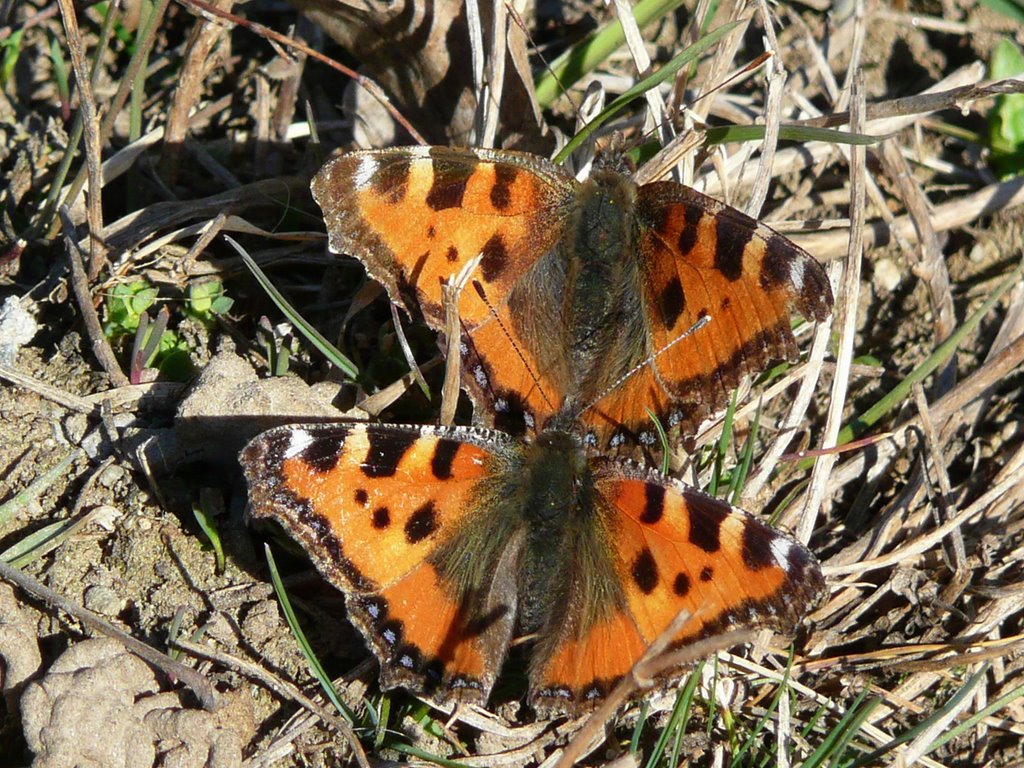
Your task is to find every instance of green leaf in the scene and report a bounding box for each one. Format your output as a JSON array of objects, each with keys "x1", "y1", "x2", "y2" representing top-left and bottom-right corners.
[
  {"x1": 979, "y1": 0, "x2": 1024, "y2": 24},
  {"x1": 988, "y1": 38, "x2": 1024, "y2": 177},
  {"x1": 129, "y1": 287, "x2": 158, "y2": 316},
  {"x1": 210, "y1": 295, "x2": 234, "y2": 315}
]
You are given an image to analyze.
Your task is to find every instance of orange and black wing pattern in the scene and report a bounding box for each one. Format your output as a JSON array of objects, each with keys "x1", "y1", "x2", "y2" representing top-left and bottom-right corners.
[
  {"x1": 312, "y1": 146, "x2": 580, "y2": 436},
  {"x1": 312, "y1": 146, "x2": 577, "y2": 330},
  {"x1": 528, "y1": 459, "x2": 824, "y2": 712},
  {"x1": 241, "y1": 422, "x2": 521, "y2": 705},
  {"x1": 592, "y1": 182, "x2": 833, "y2": 445}
]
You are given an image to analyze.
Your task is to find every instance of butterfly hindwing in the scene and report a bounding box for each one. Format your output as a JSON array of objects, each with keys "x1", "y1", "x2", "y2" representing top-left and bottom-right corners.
[{"x1": 241, "y1": 423, "x2": 522, "y2": 704}]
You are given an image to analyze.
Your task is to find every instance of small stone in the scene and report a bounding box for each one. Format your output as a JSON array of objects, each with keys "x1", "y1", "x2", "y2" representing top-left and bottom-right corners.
[
  {"x1": 873, "y1": 258, "x2": 901, "y2": 292},
  {"x1": 83, "y1": 585, "x2": 127, "y2": 618},
  {"x1": 63, "y1": 413, "x2": 89, "y2": 445},
  {"x1": 97, "y1": 465, "x2": 126, "y2": 489},
  {"x1": 0, "y1": 295, "x2": 38, "y2": 365}
]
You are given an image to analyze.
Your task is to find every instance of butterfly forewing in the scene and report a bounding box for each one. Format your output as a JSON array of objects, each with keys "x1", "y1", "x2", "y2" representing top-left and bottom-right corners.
[
  {"x1": 527, "y1": 460, "x2": 825, "y2": 710},
  {"x1": 311, "y1": 146, "x2": 578, "y2": 329},
  {"x1": 241, "y1": 423, "x2": 520, "y2": 704},
  {"x1": 627, "y1": 182, "x2": 833, "y2": 441}
]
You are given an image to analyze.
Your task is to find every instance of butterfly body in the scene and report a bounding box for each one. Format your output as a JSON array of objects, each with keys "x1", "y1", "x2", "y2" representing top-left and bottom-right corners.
[
  {"x1": 313, "y1": 146, "x2": 833, "y2": 450},
  {"x1": 242, "y1": 421, "x2": 824, "y2": 713}
]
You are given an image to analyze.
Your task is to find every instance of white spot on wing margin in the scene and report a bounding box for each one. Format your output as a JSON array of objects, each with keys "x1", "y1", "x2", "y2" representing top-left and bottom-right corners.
[
  {"x1": 353, "y1": 155, "x2": 378, "y2": 189},
  {"x1": 770, "y1": 537, "x2": 794, "y2": 568},
  {"x1": 283, "y1": 429, "x2": 314, "y2": 459}
]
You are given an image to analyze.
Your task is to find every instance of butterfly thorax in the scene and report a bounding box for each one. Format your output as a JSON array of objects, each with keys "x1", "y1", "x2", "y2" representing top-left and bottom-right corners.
[
  {"x1": 515, "y1": 428, "x2": 621, "y2": 635},
  {"x1": 561, "y1": 170, "x2": 649, "y2": 398}
]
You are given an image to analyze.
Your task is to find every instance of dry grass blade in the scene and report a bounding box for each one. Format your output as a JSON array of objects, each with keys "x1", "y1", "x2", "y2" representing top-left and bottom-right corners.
[
  {"x1": 59, "y1": 207, "x2": 128, "y2": 386},
  {"x1": 177, "y1": 0, "x2": 426, "y2": 145},
  {"x1": 55, "y1": 0, "x2": 106, "y2": 278},
  {"x1": 799, "y1": 69, "x2": 867, "y2": 542},
  {"x1": 441, "y1": 254, "x2": 483, "y2": 426}
]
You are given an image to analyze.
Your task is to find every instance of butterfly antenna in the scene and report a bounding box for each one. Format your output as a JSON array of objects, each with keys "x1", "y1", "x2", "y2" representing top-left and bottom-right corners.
[
  {"x1": 470, "y1": 279, "x2": 556, "y2": 413},
  {"x1": 580, "y1": 314, "x2": 712, "y2": 416}
]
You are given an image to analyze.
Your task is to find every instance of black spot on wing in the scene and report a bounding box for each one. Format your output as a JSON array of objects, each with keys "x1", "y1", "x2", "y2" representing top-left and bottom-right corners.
[
  {"x1": 362, "y1": 430, "x2": 417, "y2": 478},
  {"x1": 640, "y1": 484, "x2": 665, "y2": 524},
  {"x1": 491, "y1": 164, "x2": 516, "y2": 211},
  {"x1": 673, "y1": 572, "x2": 691, "y2": 596},
  {"x1": 688, "y1": 495, "x2": 729, "y2": 553},
  {"x1": 372, "y1": 506, "x2": 391, "y2": 529},
  {"x1": 371, "y1": 157, "x2": 411, "y2": 204},
  {"x1": 300, "y1": 436, "x2": 345, "y2": 474},
  {"x1": 632, "y1": 548, "x2": 659, "y2": 594},
  {"x1": 431, "y1": 439, "x2": 460, "y2": 480},
  {"x1": 741, "y1": 521, "x2": 776, "y2": 571},
  {"x1": 759, "y1": 235, "x2": 793, "y2": 290},
  {"x1": 480, "y1": 234, "x2": 508, "y2": 282},
  {"x1": 659, "y1": 275, "x2": 685, "y2": 331},
  {"x1": 405, "y1": 500, "x2": 439, "y2": 543},
  {"x1": 446, "y1": 245, "x2": 459, "y2": 262},
  {"x1": 714, "y1": 214, "x2": 753, "y2": 282},
  {"x1": 700, "y1": 566, "x2": 713, "y2": 581},
  {"x1": 426, "y1": 167, "x2": 469, "y2": 210},
  {"x1": 676, "y1": 201, "x2": 704, "y2": 256},
  {"x1": 354, "y1": 488, "x2": 369, "y2": 506}
]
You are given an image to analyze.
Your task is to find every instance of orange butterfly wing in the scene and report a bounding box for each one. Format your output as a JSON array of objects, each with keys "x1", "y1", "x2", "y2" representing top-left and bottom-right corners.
[
  {"x1": 529, "y1": 461, "x2": 824, "y2": 711},
  {"x1": 312, "y1": 146, "x2": 578, "y2": 434},
  {"x1": 592, "y1": 182, "x2": 835, "y2": 443},
  {"x1": 241, "y1": 423, "x2": 521, "y2": 704}
]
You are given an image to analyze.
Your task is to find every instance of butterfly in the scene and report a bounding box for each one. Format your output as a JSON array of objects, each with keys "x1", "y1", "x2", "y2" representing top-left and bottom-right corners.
[
  {"x1": 311, "y1": 146, "x2": 833, "y2": 450},
  {"x1": 241, "y1": 419, "x2": 825, "y2": 713}
]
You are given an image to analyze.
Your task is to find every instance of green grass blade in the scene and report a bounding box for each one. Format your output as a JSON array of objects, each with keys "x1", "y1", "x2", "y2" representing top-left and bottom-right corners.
[
  {"x1": 390, "y1": 742, "x2": 472, "y2": 767},
  {"x1": 2, "y1": 510, "x2": 97, "y2": 567},
  {"x1": 800, "y1": 690, "x2": 876, "y2": 768},
  {"x1": 645, "y1": 406, "x2": 671, "y2": 475},
  {"x1": 553, "y1": 20, "x2": 744, "y2": 164},
  {"x1": 229, "y1": 236, "x2": 359, "y2": 380},
  {"x1": 927, "y1": 675, "x2": 1024, "y2": 754},
  {"x1": 709, "y1": 388, "x2": 739, "y2": 497},
  {"x1": 728, "y1": 396, "x2": 761, "y2": 505},
  {"x1": 705, "y1": 123, "x2": 881, "y2": 147},
  {"x1": 535, "y1": 0, "x2": 688, "y2": 108},
  {"x1": 732, "y1": 652, "x2": 793, "y2": 765},
  {"x1": 0, "y1": 449, "x2": 81, "y2": 528},
  {"x1": 264, "y1": 544, "x2": 355, "y2": 723},
  {"x1": 192, "y1": 499, "x2": 226, "y2": 575},
  {"x1": 645, "y1": 664, "x2": 702, "y2": 768},
  {"x1": 823, "y1": 261, "x2": 1024, "y2": 458},
  {"x1": 848, "y1": 665, "x2": 989, "y2": 768}
]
